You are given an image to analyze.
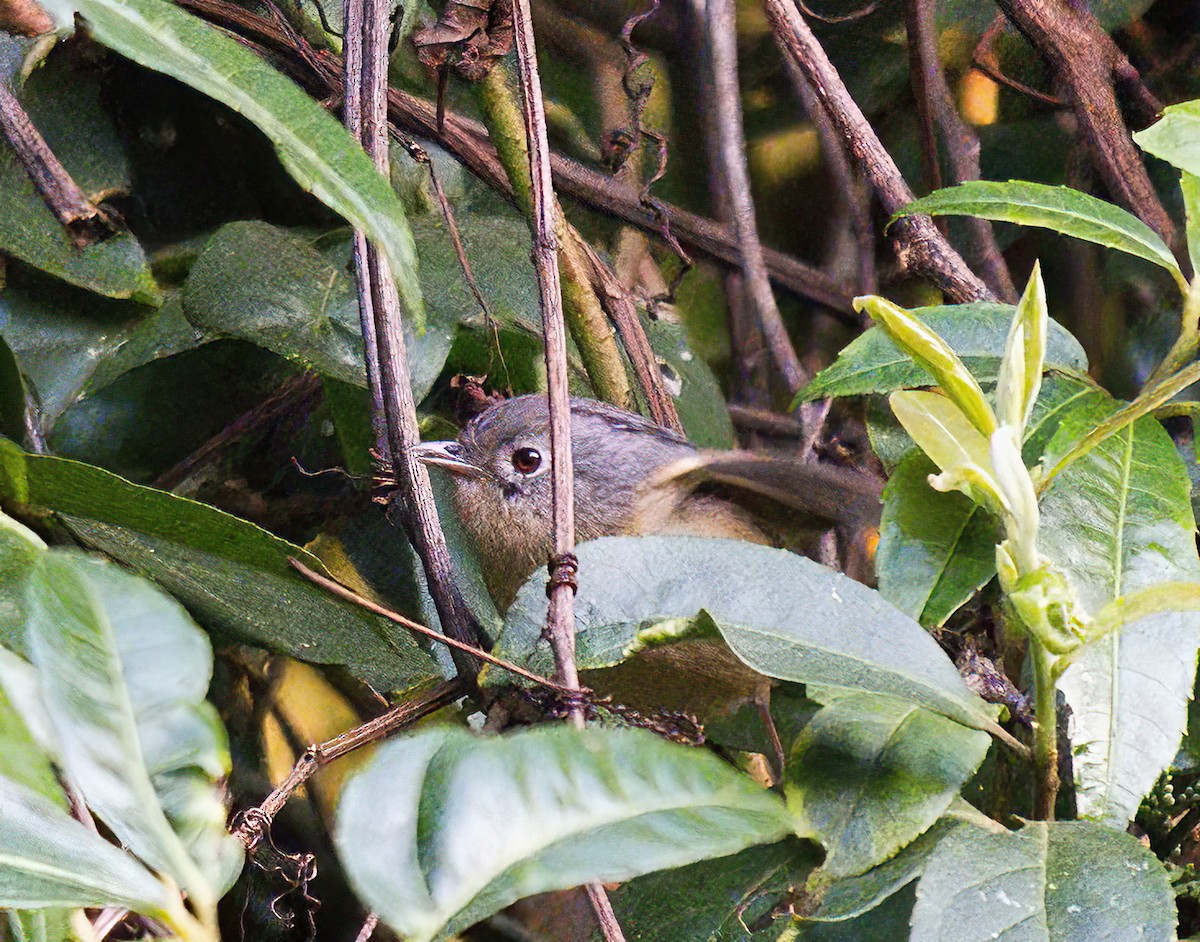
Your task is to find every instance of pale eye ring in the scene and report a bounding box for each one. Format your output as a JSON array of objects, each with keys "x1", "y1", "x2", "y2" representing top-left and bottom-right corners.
[{"x1": 511, "y1": 447, "x2": 542, "y2": 475}]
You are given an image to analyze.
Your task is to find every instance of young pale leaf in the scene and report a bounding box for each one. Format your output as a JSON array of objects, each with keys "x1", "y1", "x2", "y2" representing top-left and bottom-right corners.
[
  {"x1": 785, "y1": 693, "x2": 990, "y2": 879},
  {"x1": 24, "y1": 554, "x2": 213, "y2": 905},
  {"x1": 910, "y1": 819, "x2": 1175, "y2": 941},
  {"x1": 0, "y1": 510, "x2": 44, "y2": 654},
  {"x1": 0, "y1": 441, "x2": 439, "y2": 690},
  {"x1": 854, "y1": 297, "x2": 997, "y2": 435},
  {"x1": 0, "y1": 775, "x2": 174, "y2": 919},
  {"x1": 38, "y1": 0, "x2": 425, "y2": 326},
  {"x1": 888, "y1": 391, "x2": 999, "y2": 509},
  {"x1": 996, "y1": 263, "x2": 1048, "y2": 432},
  {"x1": 876, "y1": 454, "x2": 999, "y2": 627},
  {"x1": 1036, "y1": 377, "x2": 1200, "y2": 825},
  {"x1": 496, "y1": 537, "x2": 1009, "y2": 739},
  {"x1": 798, "y1": 303, "x2": 1087, "y2": 403},
  {"x1": 335, "y1": 726, "x2": 793, "y2": 942},
  {"x1": 894, "y1": 180, "x2": 1187, "y2": 293}
]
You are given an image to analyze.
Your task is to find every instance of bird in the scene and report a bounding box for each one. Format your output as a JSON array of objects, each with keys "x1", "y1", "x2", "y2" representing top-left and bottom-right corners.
[{"x1": 415, "y1": 395, "x2": 882, "y2": 609}]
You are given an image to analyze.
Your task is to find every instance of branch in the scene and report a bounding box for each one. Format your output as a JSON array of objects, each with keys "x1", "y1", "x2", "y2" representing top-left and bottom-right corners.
[
  {"x1": 343, "y1": 0, "x2": 481, "y2": 676},
  {"x1": 761, "y1": 0, "x2": 995, "y2": 303},
  {"x1": 0, "y1": 80, "x2": 118, "y2": 248},
  {"x1": 705, "y1": 0, "x2": 808, "y2": 397},
  {"x1": 904, "y1": 0, "x2": 1016, "y2": 301},
  {"x1": 993, "y1": 0, "x2": 1177, "y2": 256}
]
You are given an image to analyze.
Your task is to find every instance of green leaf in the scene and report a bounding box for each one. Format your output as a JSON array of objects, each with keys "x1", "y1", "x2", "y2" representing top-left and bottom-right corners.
[
  {"x1": 799, "y1": 303, "x2": 1087, "y2": 402},
  {"x1": 0, "y1": 334, "x2": 29, "y2": 445},
  {"x1": 786, "y1": 693, "x2": 990, "y2": 878},
  {"x1": 335, "y1": 725, "x2": 794, "y2": 942},
  {"x1": 597, "y1": 840, "x2": 820, "y2": 942},
  {"x1": 996, "y1": 263, "x2": 1047, "y2": 432},
  {"x1": 1134, "y1": 98, "x2": 1200, "y2": 178},
  {"x1": 893, "y1": 181, "x2": 1186, "y2": 292},
  {"x1": 496, "y1": 536, "x2": 1009, "y2": 738},
  {"x1": 40, "y1": 0, "x2": 425, "y2": 326},
  {"x1": 888, "y1": 390, "x2": 996, "y2": 492},
  {"x1": 0, "y1": 665, "x2": 64, "y2": 809},
  {"x1": 645, "y1": 317, "x2": 736, "y2": 449},
  {"x1": 910, "y1": 819, "x2": 1176, "y2": 941},
  {"x1": 25, "y1": 554, "x2": 213, "y2": 904},
  {"x1": 4, "y1": 908, "x2": 74, "y2": 942},
  {"x1": 1036, "y1": 377, "x2": 1200, "y2": 826},
  {"x1": 0, "y1": 51, "x2": 159, "y2": 303},
  {"x1": 0, "y1": 441, "x2": 440, "y2": 691},
  {"x1": 0, "y1": 511, "x2": 44, "y2": 653},
  {"x1": 0, "y1": 775, "x2": 175, "y2": 919},
  {"x1": 876, "y1": 454, "x2": 999, "y2": 627},
  {"x1": 182, "y1": 222, "x2": 454, "y2": 401}
]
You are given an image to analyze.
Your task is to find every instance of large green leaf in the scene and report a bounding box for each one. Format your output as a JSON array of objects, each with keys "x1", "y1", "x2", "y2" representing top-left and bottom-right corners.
[
  {"x1": 39, "y1": 0, "x2": 425, "y2": 325},
  {"x1": 1133, "y1": 98, "x2": 1200, "y2": 178},
  {"x1": 0, "y1": 441, "x2": 440, "y2": 691},
  {"x1": 910, "y1": 819, "x2": 1176, "y2": 941},
  {"x1": 0, "y1": 47, "x2": 158, "y2": 303},
  {"x1": 893, "y1": 181, "x2": 1186, "y2": 291},
  {"x1": 799, "y1": 303, "x2": 1087, "y2": 402},
  {"x1": 335, "y1": 725, "x2": 794, "y2": 942},
  {"x1": 24, "y1": 554, "x2": 215, "y2": 903},
  {"x1": 786, "y1": 693, "x2": 990, "y2": 879},
  {"x1": 0, "y1": 775, "x2": 177, "y2": 920},
  {"x1": 876, "y1": 453, "x2": 999, "y2": 626},
  {"x1": 1035, "y1": 376, "x2": 1200, "y2": 826},
  {"x1": 496, "y1": 536, "x2": 1007, "y2": 737}
]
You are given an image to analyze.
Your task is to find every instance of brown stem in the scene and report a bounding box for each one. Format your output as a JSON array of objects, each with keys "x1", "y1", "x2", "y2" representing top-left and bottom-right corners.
[
  {"x1": 510, "y1": 2, "x2": 625, "y2": 937},
  {"x1": 234, "y1": 677, "x2": 468, "y2": 849},
  {"x1": 705, "y1": 0, "x2": 807, "y2": 398},
  {"x1": 905, "y1": 0, "x2": 1017, "y2": 302},
  {"x1": 761, "y1": 0, "x2": 994, "y2": 303},
  {"x1": 0, "y1": 80, "x2": 118, "y2": 248},
  {"x1": 994, "y1": 0, "x2": 1178, "y2": 257},
  {"x1": 343, "y1": 0, "x2": 481, "y2": 678}
]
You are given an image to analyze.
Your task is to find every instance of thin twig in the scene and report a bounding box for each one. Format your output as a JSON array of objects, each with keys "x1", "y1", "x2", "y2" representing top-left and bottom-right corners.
[
  {"x1": 905, "y1": 0, "x2": 1016, "y2": 301},
  {"x1": 510, "y1": 2, "x2": 624, "y2": 938},
  {"x1": 761, "y1": 0, "x2": 995, "y2": 304},
  {"x1": 234, "y1": 677, "x2": 468, "y2": 849},
  {"x1": 290, "y1": 559, "x2": 577, "y2": 692},
  {"x1": 705, "y1": 0, "x2": 807, "y2": 397},
  {"x1": 343, "y1": 0, "x2": 481, "y2": 677},
  {"x1": 0, "y1": 80, "x2": 118, "y2": 248},
  {"x1": 354, "y1": 912, "x2": 380, "y2": 942}
]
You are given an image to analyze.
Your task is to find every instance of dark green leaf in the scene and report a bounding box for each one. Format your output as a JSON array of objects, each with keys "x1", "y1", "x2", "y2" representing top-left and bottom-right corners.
[
  {"x1": 0, "y1": 441, "x2": 440, "y2": 691},
  {"x1": 0, "y1": 53, "x2": 158, "y2": 303},
  {"x1": 786, "y1": 693, "x2": 990, "y2": 878},
  {"x1": 336, "y1": 726, "x2": 794, "y2": 942},
  {"x1": 876, "y1": 453, "x2": 999, "y2": 626},
  {"x1": 597, "y1": 840, "x2": 820, "y2": 942},
  {"x1": 646, "y1": 317, "x2": 735, "y2": 449},
  {"x1": 497, "y1": 536, "x2": 1006, "y2": 736},
  {"x1": 799, "y1": 303, "x2": 1087, "y2": 402},
  {"x1": 892, "y1": 182, "x2": 1185, "y2": 290},
  {"x1": 910, "y1": 819, "x2": 1176, "y2": 941},
  {"x1": 40, "y1": 0, "x2": 425, "y2": 325}
]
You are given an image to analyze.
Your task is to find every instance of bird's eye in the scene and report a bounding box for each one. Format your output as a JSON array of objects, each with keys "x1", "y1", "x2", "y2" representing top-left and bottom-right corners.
[{"x1": 511, "y1": 447, "x2": 542, "y2": 474}]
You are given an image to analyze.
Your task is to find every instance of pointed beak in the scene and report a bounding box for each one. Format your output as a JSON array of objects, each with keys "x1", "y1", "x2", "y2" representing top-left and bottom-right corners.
[{"x1": 413, "y1": 441, "x2": 489, "y2": 479}]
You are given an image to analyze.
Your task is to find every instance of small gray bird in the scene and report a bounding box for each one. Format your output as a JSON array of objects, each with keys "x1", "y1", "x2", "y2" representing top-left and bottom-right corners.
[{"x1": 415, "y1": 395, "x2": 881, "y2": 608}]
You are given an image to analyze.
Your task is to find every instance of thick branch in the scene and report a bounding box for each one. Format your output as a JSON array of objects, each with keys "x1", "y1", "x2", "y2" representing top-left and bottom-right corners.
[
  {"x1": 994, "y1": 0, "x2": 1177, "y2": 254},
  {"x1": 761, "y1": 0, "x2": 995, "y2": 303}
]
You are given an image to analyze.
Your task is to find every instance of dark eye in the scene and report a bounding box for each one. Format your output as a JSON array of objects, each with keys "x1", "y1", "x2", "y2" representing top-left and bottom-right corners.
[{"x1": 511, "y1": 447, "x2": 542, "y2": 474}]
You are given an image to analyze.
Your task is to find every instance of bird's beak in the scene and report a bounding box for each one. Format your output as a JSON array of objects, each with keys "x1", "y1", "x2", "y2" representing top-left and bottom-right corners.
[{"x1": 413, "y1": 441, "x2": 489, "y2": 479}]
